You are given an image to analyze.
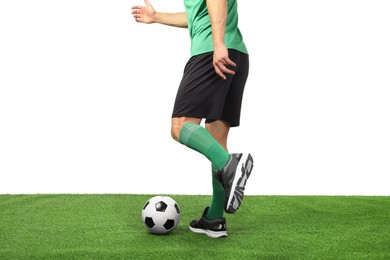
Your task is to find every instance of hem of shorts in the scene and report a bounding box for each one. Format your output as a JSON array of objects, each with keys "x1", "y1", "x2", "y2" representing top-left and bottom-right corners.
[
  {"x1": 172, "y1": 114, "x2": 239, "y2": 127},
  {"x1": 172, "y1": 114, "x2": 203, "y2": 120}
]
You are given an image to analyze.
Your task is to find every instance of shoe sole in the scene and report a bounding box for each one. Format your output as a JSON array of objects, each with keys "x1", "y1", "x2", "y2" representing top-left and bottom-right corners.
[
  {"x1": 189, "y1": 226, "x2": 228, "y2": 238},
  {"x1": 226, "y1": 153, "x2": 254, "y2": 214}
]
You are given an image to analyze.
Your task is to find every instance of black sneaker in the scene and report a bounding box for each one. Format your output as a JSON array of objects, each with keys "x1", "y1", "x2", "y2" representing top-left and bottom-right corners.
[
  {"x1": 216, "y1": 153, "x2": 254, "y2": 214},
  {"x1": 189, "y1": 207, "x2": 228, "y2": 238}
]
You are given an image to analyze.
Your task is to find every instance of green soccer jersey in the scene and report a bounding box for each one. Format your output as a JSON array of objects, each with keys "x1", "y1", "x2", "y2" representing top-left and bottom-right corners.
[{"x1": 184, "y1": 0, "x2": 248, "y2": 57}]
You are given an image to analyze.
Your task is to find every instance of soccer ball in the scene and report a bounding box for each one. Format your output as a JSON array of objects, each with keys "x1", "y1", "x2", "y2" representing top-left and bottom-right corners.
[{"x1": 141, "y1": 195, "x2": 181, "y2": 234}]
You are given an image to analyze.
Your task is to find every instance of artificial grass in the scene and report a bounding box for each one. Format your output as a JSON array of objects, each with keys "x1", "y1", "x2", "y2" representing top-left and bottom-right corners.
[{"x1": 0, "y1": 195, "x2": 389, "y2": 259}]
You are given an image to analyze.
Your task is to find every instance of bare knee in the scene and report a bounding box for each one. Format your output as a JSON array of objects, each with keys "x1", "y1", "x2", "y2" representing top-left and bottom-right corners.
[
  {"x1": 171, "y1": 122, "x2": 181, "y2": 142},
  {"x1": 171, "y1": 117, "x2": 202, "y2": 142}
]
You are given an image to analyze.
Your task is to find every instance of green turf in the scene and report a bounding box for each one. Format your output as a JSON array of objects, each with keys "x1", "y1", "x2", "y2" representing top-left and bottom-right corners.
[{"x1": 0, "y1": 195, "x2": 389, "y2": 259}]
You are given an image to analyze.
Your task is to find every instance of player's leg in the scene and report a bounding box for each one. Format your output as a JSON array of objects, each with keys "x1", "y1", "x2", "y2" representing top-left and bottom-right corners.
[
  {"x1": 171, "y1": 117, "x2": 230, "y2": 171},
  {"x1": 205, "y1": 120, "x2": 230, "y2": 220},
  {"x1": 173, "y1": 118, "x2": 230, "y2": 238},
  {"x1": 213, "y1": 49, "x2": 253, "y2": 214},
  {"x1": 171, "y1": 51, "x2": 232, "y2": 171},
  {"x1": 171, "y1": 50, "x2": 253, "y2": 216},
  {"x1": 203, "y1": 118, "x2": 254, "y2": 215}
]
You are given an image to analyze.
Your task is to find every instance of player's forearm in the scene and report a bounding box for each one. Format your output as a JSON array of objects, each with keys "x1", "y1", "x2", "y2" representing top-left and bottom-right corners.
[
  {"x1": 154, "y1": 12, "x2": 187, "y2": 28},
  {"x1": 206, "y1": 0, "x2": 228, "y2": 47}
]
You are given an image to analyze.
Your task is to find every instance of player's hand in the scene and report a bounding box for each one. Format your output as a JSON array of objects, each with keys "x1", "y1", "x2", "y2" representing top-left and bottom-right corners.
[
  {"x1": 213, "y1": 44, "x2": 236, "y2": 80},
  {"x1": 131, "y1": 0, "x2": 156, "y2": 24}
]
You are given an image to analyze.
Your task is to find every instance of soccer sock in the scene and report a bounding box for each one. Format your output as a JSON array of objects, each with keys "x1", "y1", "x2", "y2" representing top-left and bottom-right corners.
[
  {"x1": 179, "y1": 122, "x2": 230, "y2": 170},
  {"x1": 206, "y1": 165, "x2": 225, "y2": 220}
]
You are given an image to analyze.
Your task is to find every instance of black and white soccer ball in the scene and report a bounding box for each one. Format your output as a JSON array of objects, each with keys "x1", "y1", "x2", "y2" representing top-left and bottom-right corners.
[{"x1": 141, "y1": 196, "x2": 181, "y2": 234}]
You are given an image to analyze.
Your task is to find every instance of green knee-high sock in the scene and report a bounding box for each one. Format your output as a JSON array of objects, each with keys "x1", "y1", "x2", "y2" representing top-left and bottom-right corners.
[
  {"x1": 179, "y1": 122, "x2": 230, "y2": 170},
  {"x1": 206, "y1": 165, "x2": 225, "y2": 220}
]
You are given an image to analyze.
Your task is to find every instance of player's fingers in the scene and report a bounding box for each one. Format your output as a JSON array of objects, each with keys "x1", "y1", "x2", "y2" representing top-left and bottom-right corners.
[
  {"x1": 225, "y1": 57, "x2": 237, "y2": 67},
  {"x1": 221, "y1": 66, "x2": 235, "y2": 76},
  {"x1": 223, "y1": 57, "x2": 237, "y2": 75},
  {"x1": 213, "y1": 64, "x2": 226, "y2": 80},
  {"x1": 219, "y1": 61, "x2": 235, "y2": 75}
]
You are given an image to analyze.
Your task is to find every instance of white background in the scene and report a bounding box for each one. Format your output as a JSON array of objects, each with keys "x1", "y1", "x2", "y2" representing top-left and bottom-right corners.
[{"x1": 1, "y1": 0, "x2": 389, "y2": 195}]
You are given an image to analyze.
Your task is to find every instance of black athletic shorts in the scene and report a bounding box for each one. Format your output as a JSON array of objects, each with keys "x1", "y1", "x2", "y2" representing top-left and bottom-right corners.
[{"x1": 172, "y1": 49, "x2": 249, "y2": 127}]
